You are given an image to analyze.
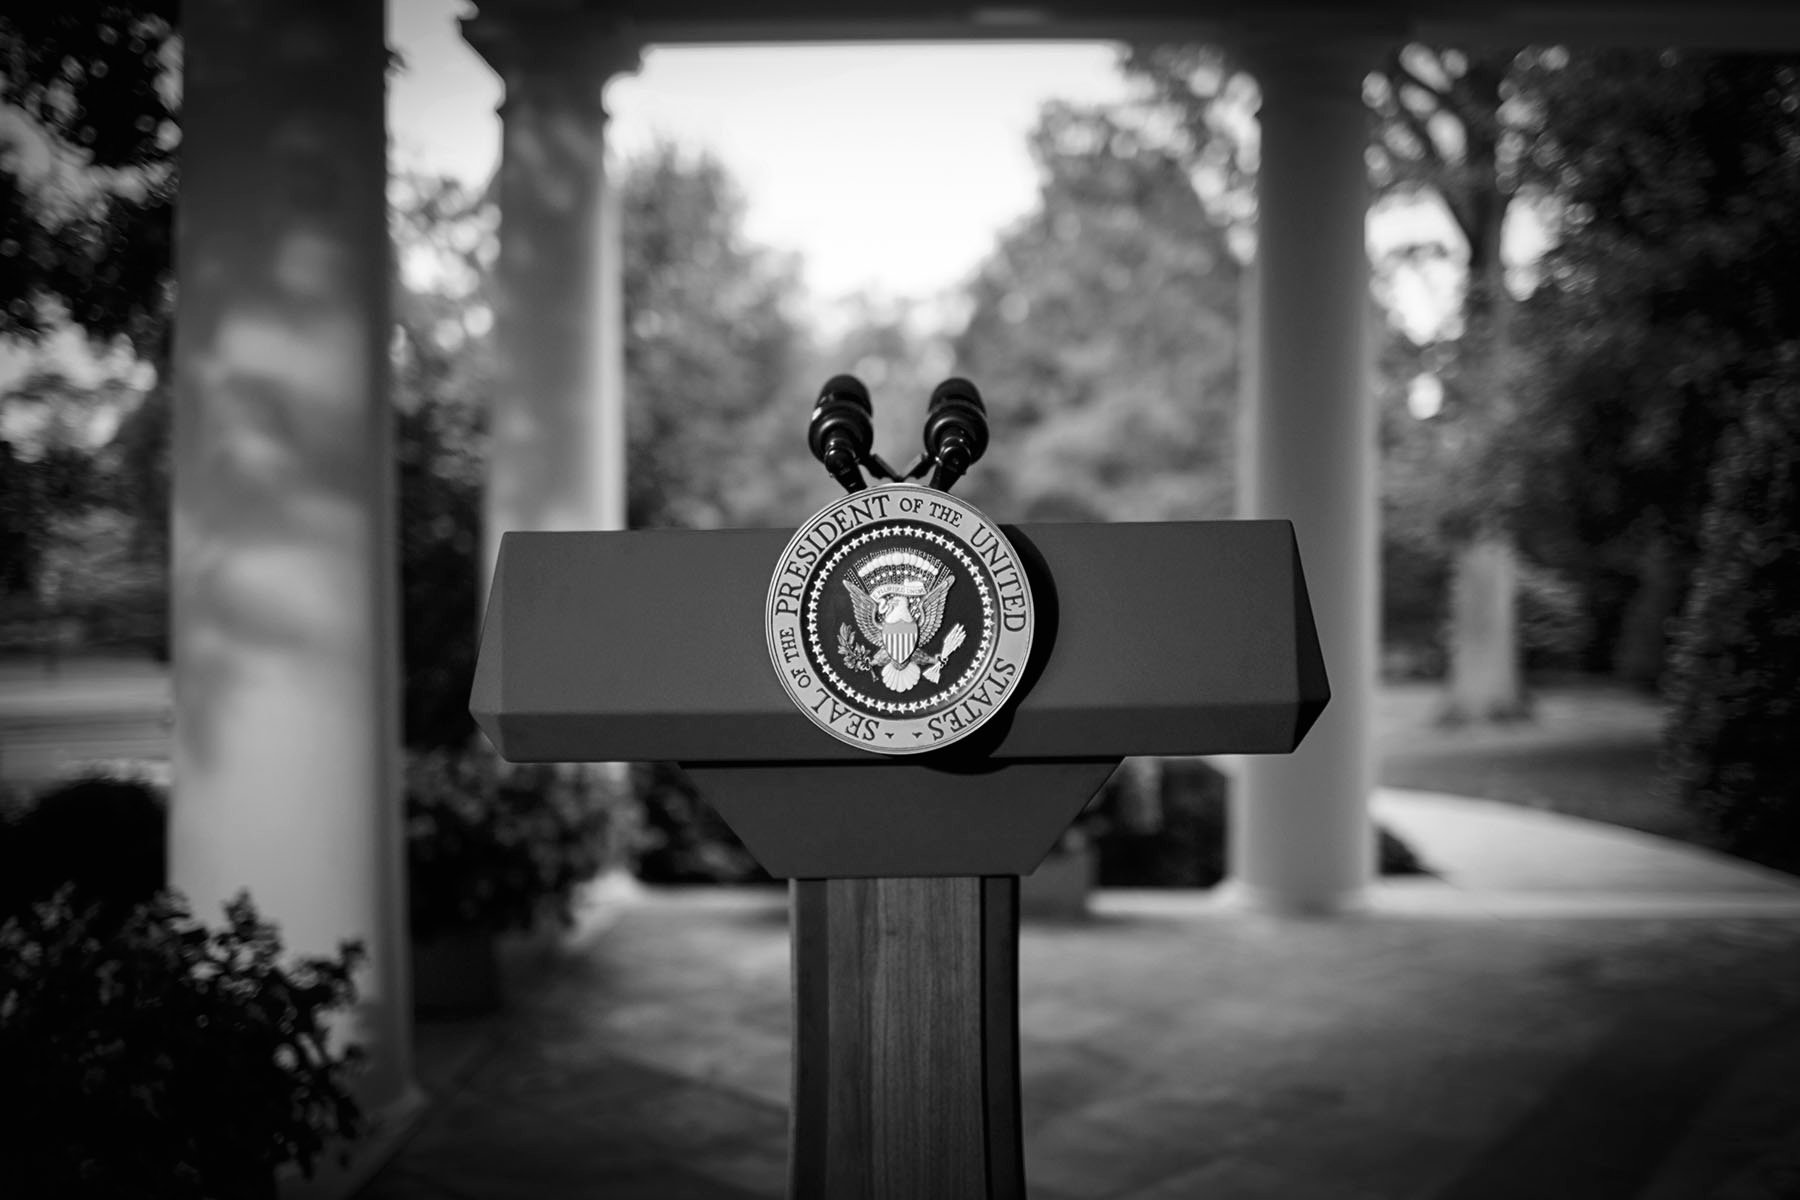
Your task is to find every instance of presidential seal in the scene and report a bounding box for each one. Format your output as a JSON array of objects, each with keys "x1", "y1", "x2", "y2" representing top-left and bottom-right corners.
[{"x1": 766, "y1": 482, "x2": 1034, "y2": 754}]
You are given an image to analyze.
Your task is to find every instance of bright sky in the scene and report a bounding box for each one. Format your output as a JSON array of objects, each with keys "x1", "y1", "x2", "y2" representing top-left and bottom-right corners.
[{"x1": 388, "y1": 0, "x2": 1137, "y2": 325}]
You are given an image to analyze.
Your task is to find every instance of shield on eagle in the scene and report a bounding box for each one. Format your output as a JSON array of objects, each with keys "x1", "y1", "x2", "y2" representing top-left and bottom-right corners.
[{"x1": 842, "y1": 549, "x2": 955, "y2": 693}]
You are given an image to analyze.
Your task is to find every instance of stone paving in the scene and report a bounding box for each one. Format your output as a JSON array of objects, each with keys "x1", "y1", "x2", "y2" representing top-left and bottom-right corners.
[{"x1": 356, "y1": 815, "x2": 1800, "y2": 1200}]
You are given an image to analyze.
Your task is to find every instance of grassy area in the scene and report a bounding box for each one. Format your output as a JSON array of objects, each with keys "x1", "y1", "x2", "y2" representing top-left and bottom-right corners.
[{"x1": 1376, "y1": 678, "x2": 1723, "y2": 852}]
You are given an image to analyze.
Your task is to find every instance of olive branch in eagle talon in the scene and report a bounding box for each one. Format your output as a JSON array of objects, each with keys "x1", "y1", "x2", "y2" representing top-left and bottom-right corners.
[
  {"x1": 837, "y1": 624, "x2": 874, "y2": 673},
  {"x1": 838, "y1": 563, "x2": 966, "y2": 693}
]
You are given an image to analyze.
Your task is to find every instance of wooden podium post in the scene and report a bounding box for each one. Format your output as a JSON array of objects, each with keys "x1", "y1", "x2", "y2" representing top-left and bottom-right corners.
[
  {"x1": 472, "y1": 520, "x2": 1327, "y2": 1197},
  {"x1": 790, "y1": 876, "x2": 1022, "y2": 1199}
]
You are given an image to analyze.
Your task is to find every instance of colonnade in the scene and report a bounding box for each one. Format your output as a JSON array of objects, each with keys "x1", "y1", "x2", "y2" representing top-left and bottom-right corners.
[{"x1": 166, "y1": 1, "x2": 1383, "y2": 1139}]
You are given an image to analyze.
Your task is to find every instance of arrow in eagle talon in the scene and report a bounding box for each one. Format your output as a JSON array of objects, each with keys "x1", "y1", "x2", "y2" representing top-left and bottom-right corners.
[{"x1": 921, "y1": 623, "x2": 967, "y2": 684}]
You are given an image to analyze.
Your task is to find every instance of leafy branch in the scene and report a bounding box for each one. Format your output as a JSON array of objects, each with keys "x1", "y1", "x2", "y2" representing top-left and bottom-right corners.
[{"x1": 838, "y1": 623, "x2": 874, "y2": 674}]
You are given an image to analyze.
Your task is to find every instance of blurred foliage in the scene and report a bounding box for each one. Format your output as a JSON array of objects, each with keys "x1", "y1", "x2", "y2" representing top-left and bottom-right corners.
[
  {"x1": 389, "y1": 151, "x2": 809, "y2": 745},
  {"x1": 1123, "y1": 45, "x2": 1547, "y2": 696},
  {"x1": 1091, "y1": 758, "x2": 1230, "y2": 887},
  {"x1": 1361, "y1": 46, "x2": 1537, "y2": 715},
  {"x1": 621, "y1": 145, "x2": 808, "y2": 529},
  {"x1": 1377, "y1": 324, "x2": 1457, "y2": 675},
  {"x1": 952, "y1": 101, "x2": 1240, "y2": 522},
  {"x1": 0, "y1": 409, "x2": 170, "y2": 657},
  {"x1": 1128, "y1": 43, "x2": 1530, "y2": 500},
  {"x1": 1089, "y1": 758, "x2": 1427, "y2": 886},
  {"x1": 1662, "y1": 360, "x2": 1800, "y2": 872},
  {"x1": 0, "y1": 0, "x2": 177, "y2": 353},
  {"x1": 1513, "y1": 558, "x2": 1592, "y2": 673},
  {"x1": 0, "y1": 365, "x2": 172, "y2": 655},
  {"x1": 1126, "y1": 43, "x2": 1799, "y2": 708},
  {"x1": 0, "y1": 441, "x2": 91, "y2": 600},
  {"x1": 1514, "y1": 51, "x2": 1800, "y2": 682},
  {"x1": 391, "y1": 173, "x2": 492, "y2": 749},
  {"x1": 0, "y1": 369, "x2": 101, "y2": 586},
  {"x1": 42, "y1": 508, "x2": 167, "y2": 650},
  {"x1": 403, "y1": 753, "x2": 618, "y2": 943},
  {"x1": 1, "y1": 0, "x2": 178, "y2": 652},
  {"x1": 629, "y1": 761, "x2": 771, "y2": 884},
  {"x1": 0, "y1": 890, "x2": 364, "y2": 1199},
  {"x1": 1508, "y1": 51, "x2": 1800, "y2": 858},
  {"x1": 103, "y1": 375, "x2": 169, "y2": 562}
]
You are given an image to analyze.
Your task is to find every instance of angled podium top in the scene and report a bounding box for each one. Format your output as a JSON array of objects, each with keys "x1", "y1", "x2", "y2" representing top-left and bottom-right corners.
[{"x1": 471, "y1": 520, "x2": 1328, "y2": 764}]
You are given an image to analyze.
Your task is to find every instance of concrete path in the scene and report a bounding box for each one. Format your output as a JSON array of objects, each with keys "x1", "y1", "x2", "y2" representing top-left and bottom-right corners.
[
  {"x1": 1373, "y1": 788, "x2": 1800, "y2": 917},
  {"x1": 357, "y1": 798, "x2": 1800, "y2": 1200}
]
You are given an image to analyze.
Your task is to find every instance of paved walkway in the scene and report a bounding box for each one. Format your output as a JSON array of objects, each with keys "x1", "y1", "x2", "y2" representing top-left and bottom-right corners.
[{"x1": 357, "y1": 791, "x2": 1800, "y2": 1200}]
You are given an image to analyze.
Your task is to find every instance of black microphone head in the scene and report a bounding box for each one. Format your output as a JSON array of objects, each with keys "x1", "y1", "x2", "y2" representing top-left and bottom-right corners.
[
  {"x1": 818, "y1": 374, "x2": 872, "y2": 413},
  {"x1": 809, "y1": 373, "x2": 875, "y2": 492},
  {"x1": 922, "y1": 376, "x2": 989, "y2": 464},
  {"x1": 928, "y1": 377, "x2": 985, "y2": 415}
]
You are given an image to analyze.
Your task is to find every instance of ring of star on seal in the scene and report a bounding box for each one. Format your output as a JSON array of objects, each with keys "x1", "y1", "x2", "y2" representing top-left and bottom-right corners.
[{"x1": 765, "y1": 482, "x2": 1035, "y2": 755}]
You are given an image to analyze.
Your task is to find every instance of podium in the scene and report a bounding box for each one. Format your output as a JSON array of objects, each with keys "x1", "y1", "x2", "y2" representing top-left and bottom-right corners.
[{"x1": 472, "y1": 513, "x2": 1326, "y2": 1197}]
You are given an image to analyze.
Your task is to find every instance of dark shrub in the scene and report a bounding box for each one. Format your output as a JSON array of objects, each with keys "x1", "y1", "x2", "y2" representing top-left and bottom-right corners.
[
  {"x1": 1516, "y1": 559, "x2": 1593, "y2": 674},
  {"x1": 630, "y1": 761, "x2": 770, "y2": 884},
  {"x1": 0, "y1": 771, "x2": 166, "y2": 924},
  {"x1": 1382, "y1": 524, "x2": 1451, "y2": 680},
  {"x1": 0, "y1": 890, "x2": 364, "y2": 1199},
  {"x1": 1664, "y1": 366, "x2": 1800, "y2": 872},
  {"x1": 405, "y1": 753, "x2": 616, "y2": 942},
  {"x1": 1093, "y1": 758, "x2": 1428, "y2": 886},
  {"x1": 396, "y1": 398, "x2": 482, "y2": 752},
  {"x1": 1094, "y1": 758, "x2": 1230, "y2": 887}
]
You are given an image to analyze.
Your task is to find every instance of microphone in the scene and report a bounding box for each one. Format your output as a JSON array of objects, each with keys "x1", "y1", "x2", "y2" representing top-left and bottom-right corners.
[
  {"x1": 922, "y1": 377, "x2": 988, "y2": 494},
  {"x1": 808, "y1": 374, "x2": 874, "y2": 494}
]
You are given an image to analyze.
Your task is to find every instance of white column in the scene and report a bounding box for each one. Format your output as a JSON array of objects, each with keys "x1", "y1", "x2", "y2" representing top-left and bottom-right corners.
[
  {"x1": 1228, "y1": 41, "x2": 1378, "y2": 914},
  {"x1": 463, "y1": 17, "x2": 640, "y2": 584},
  {"x1": 170, "y1": 0, "x2": 413, "y2": 1114}
]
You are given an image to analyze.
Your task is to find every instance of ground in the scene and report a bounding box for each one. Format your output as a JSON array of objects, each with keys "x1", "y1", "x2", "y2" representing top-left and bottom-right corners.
[{"x1": 357, "y1": 877, "x2": 1800, "y2": 1200}]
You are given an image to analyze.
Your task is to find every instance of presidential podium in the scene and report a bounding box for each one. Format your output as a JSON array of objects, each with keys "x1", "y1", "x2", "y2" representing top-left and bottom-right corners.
[{"x1": 472, "y1": 511, "x2": 1326, "y2": 1198}]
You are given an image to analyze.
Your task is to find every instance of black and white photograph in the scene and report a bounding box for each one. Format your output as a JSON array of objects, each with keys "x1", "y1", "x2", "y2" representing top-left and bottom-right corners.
[{"x1": 3, "y1": 2, "x2": 1798, "y2": 1197}]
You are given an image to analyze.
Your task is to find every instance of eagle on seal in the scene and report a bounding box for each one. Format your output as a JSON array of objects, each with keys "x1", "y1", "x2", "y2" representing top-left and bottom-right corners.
[{"x1": 843, "y1": 569, "x2": 955, "y2": 693}]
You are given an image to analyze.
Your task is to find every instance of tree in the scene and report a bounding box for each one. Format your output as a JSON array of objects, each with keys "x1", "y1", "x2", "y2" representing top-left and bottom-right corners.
[
  {"x1": 388, "y1": 152, "x2": 808, "y2": 743},
  {"x1": 0, "y1": 369, "x2": 160, "y2": 659},
  {"x1": 1368, "y1": 47, "x2": 1536, "y2": 719},
  {"x1": 952, "y1": 102, "x2": 1240, "y2": 523},
  {"x1": 619, "y1": 146, "x2": 805, "y2": 530},
  {"x1": 1509, "y1": 51, "x2": 1800, "y2": 861},
  {"x1": 1129, "y1": 43, "x2": 1538, "y2": 717},
  {"x1": 389, "y1": 172, "x2": 494, "y2": 748},
  {"x1": 1, "y1": 2, "x2": 180, "y2": 642},
  {"x1": 0, "y1": 371, "x2": 101, "y2": 592},
  {"x1": 1514, "y1": 51, "x2": 1800, "y2": 686},
  {"x1": 0, "y1": 1, "x2": 177, "y2": 352},
  {"x1": 1662, "y1": 359, "x2": 1800, "y2": 871}
]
